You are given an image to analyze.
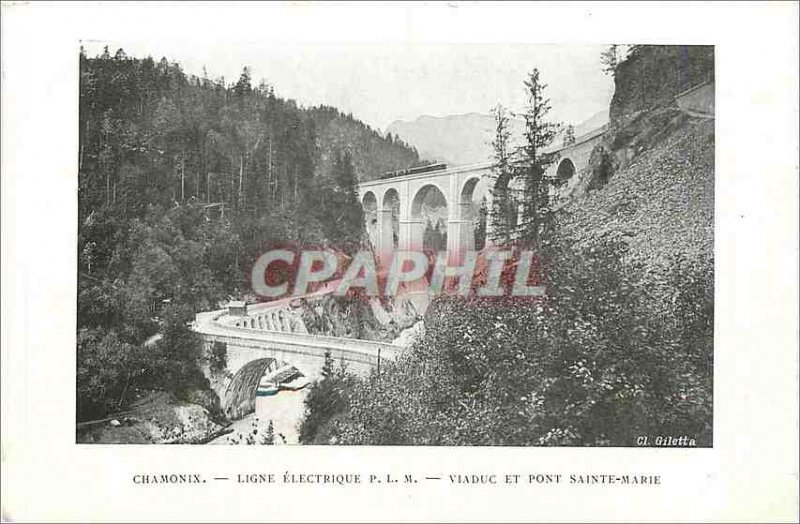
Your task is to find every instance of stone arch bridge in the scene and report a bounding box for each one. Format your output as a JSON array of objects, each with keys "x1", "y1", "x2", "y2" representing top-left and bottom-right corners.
[
  {"x1": 357, "y1": 124, "x2": 605, "y2": 258},
  {"x1": 193, "y1": 286, "x2": 403, "y2": 382}
]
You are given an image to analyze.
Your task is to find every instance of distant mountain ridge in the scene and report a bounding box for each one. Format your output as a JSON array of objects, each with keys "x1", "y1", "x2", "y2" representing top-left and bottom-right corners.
[{"x1": 387, "y1": 110, "x2": 608, "y2": 167}]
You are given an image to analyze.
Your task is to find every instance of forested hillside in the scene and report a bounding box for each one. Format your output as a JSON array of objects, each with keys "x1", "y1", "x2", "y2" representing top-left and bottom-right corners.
[
  {"x1": 79, "y1": 47, "x2": 422, "y2": 219},
  {"x1": 76, "y1": 47, "x2": 421, "y2": 422}
]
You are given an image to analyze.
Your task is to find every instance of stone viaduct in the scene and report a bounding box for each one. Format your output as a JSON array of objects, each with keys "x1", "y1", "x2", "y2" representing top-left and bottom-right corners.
[{"x1": 357, "y1": 123, "x2": 606, "y2": 259}]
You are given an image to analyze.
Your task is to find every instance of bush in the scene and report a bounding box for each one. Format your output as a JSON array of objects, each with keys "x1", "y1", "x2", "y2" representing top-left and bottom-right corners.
[
  {"x1": 587, "y1": 146, "x2": 616, "y2": 190},
  {"x1": 209, "y1": 341, "x2": 227, "y2": 374},
  {"x1": 76, "y1": 304, "x2": 216, "y2": 422},
  {"x1": 76, "y1": 328, "x2": 150, "y2": 421},
  {"x1": 298, "y1": 352, "x2": 359, "y2": 444},
  {"x1": 151, "y1": 305, "x2": 210, "y2": 396}
]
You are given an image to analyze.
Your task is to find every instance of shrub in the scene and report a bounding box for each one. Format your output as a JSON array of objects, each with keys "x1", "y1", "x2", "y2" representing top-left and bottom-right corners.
[
  {"x1": 76, "y1": 328, "x2": 150, "y2": 421},
  {"x1": 298, "y1": 355, "x2": 359, "y2": 444},
  {"x1": 209, "y1": 341, "x2": 227, "y2": 375}
]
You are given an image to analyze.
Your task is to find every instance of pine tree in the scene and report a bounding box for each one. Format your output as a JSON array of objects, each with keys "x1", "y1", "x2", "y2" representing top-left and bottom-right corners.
[
  {"x1": 262, "y1": 420, "x2": 275, "y2": 445},
  {"x1": 334, "y1": 150, "x2": 359, "y2": 197},
  {"x1": 489, "y1": 103, "x2": 517, "y2": 245},
  {"x1": 601, "y1": 45, "x2": 634, "y2": 76},
  {"x1": 562, "y1": 124, "x2": 576, "y2": 147},
  {"x1": 233, "y1": 66, "x2": 252, "y2": 97},
  {"x1": 320, "y1": 150, "x2": 363, "y2": 249},
  {"x1": 518, "y1": 69, "x2": 561, "y2": 249},
  {"x1": 322, "y1": 349, "x2": 335, "y2": 378},
  {"x1": 600, "y1": 45, "x2": 620, "y2": 76},
  {"x1": 474, "y1": 197, "x2": 488, "y2": 250},
  {"x1": 339, "y1": 151, "x2": 363, "y2": 243}
]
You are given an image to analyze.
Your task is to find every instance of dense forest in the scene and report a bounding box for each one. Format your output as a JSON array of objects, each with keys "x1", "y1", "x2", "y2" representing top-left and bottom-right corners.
[{"x1": 76, "y1": 47, "x2": 423, "y2": 421}]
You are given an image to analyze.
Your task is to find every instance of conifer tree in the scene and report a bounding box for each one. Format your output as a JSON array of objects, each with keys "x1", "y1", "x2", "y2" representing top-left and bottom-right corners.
[
  {"x1": 562, "y1": 124, "x2": 576, "y2": 147},
  {"x1": 263, "y1": 420, "x2": 275, "y2": 445},
  {"x1": 320, "y1": 150, "x2": 363, "y2": 249},
  {"x1": 322, "y1": 349, "x2": 335, "y2": 379},
  {"x1": 518, "y1": 69, "x2": 561, "y2": 249},
  {"x1": 488, "y1": 103, "x2": 517, "y2": 245},
  {"x1": 600, "y1": 44, "x2": 620, "y2": 76}
]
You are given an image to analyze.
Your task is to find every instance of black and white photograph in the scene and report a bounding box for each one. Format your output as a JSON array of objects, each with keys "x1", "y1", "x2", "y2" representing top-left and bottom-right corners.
[
  {"x1": 73, "y1": 41, "x2": 715, "y2": 447},
  {"x1": 2, "y1": 2, "x2": 797, "y2": 522}
]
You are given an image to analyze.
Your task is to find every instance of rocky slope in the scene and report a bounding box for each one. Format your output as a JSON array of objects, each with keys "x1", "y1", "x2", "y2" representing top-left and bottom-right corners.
[
  {"x1": 561, "y1": 107, "x2": 714, "y2": 269},
  {"x1": 609, "y1": 45, "x2": 714, "y2": 123}
]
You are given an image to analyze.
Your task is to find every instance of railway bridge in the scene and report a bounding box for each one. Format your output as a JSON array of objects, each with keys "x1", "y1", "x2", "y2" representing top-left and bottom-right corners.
[{"x1": 357, "y1": 124, "x2": 606, "y2": 260}]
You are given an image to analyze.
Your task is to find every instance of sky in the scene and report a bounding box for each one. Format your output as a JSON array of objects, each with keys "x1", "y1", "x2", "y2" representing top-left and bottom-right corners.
[{"x1": 83, "y1": 41, "x2": 614, "y2": 132}]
